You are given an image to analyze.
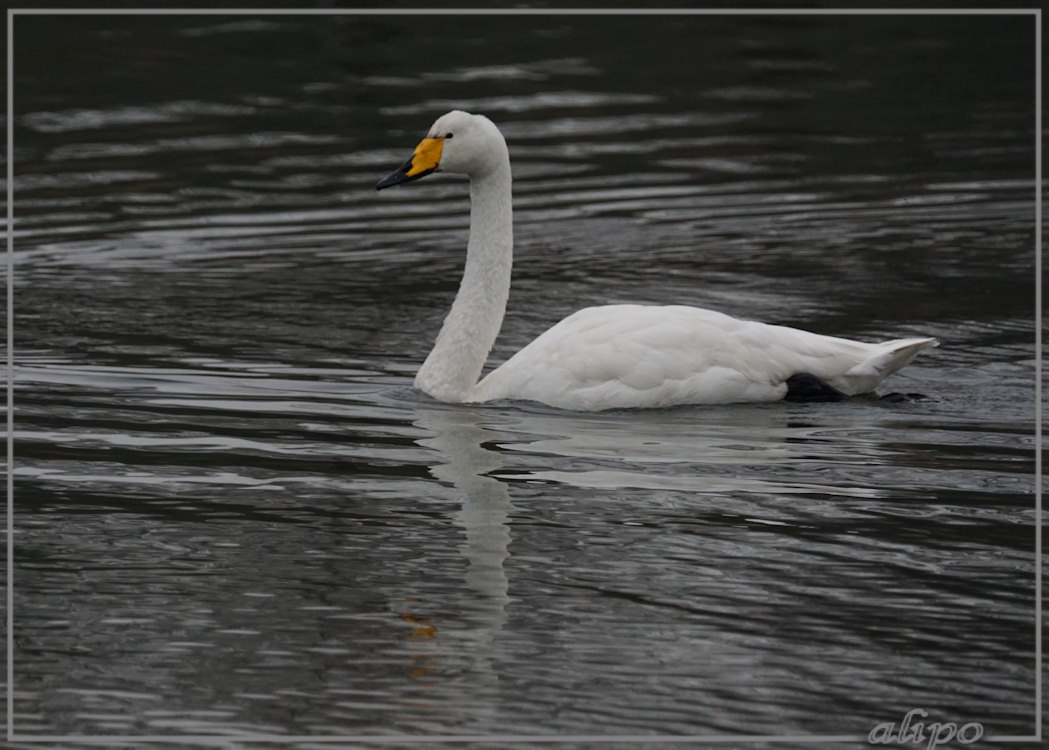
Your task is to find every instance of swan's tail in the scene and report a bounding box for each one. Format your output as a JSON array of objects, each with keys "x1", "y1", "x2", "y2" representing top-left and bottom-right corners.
[{"x1": 840, "y1": 337, "x2": 938, "y2": 394}]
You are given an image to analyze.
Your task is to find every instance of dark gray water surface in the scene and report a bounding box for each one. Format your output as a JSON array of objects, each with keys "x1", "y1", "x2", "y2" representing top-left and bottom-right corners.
[{"x1": 9, "y1": 12, "x2": 1039, "y2": 749}]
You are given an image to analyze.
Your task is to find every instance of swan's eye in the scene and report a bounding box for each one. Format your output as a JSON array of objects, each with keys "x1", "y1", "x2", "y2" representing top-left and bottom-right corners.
[{"x1": 445, "y1": 133, "x2": 454, "y2": 139}]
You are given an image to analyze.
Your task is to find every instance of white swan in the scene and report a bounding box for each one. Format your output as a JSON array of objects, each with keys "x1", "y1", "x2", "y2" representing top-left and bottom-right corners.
[{"x1": 377, "y1": 110, "x2": 937, "y2": 411}]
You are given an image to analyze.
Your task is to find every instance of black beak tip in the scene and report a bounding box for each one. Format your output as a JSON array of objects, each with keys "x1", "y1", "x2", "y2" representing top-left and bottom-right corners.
[
  {"x1": 376, "y1": 170, "x2": 406, "y2": 191},
  {"x1": 376, "y1": 164, "x2": 438, "y2": 192}
]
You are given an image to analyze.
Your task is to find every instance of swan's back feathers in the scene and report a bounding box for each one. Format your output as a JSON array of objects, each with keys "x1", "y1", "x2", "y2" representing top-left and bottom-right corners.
[{"x1": 472, "y1": 304, "x2": 937, "y2": 410}]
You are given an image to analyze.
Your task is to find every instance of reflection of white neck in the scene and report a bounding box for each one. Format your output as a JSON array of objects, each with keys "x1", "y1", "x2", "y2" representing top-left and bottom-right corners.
[
  {"x1": 416, "y1": 406, "x2": 512, "y2": 617},
  {"x1": 414, "y1": 163, "x2": 513, "y2": 402}
]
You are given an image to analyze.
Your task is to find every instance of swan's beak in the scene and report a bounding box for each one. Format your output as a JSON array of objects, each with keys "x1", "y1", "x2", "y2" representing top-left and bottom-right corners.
[{"x1": 376, "y1": 137, "x2": 445, "y2": 190}]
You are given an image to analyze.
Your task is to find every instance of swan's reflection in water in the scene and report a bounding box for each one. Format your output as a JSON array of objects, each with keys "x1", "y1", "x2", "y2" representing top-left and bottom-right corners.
[
  {"x1": 492, "y1": 402, "x2": 906, "y2": 500},
  {"x1": 392, "y1": 405, "x2": 513, "y2": 731},
  {"x1": 389, "y1": 396, "x2": 953, "y2": 734},
  {"x1": 418, "y1": 406, "x2": 512, "y2": 626}
]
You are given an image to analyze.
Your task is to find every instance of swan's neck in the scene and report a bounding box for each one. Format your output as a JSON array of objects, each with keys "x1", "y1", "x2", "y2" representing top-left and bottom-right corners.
[{"x1": 415, "y1": 165, "x2": 513, "y2": 402}]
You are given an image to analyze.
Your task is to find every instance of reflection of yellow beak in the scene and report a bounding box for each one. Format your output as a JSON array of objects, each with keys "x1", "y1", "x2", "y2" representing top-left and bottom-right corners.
[{"x1": 376, "y1": 136, "x2": 445, "y2": 190}]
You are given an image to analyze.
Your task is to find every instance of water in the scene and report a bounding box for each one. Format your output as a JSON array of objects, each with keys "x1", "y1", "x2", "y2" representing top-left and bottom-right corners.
[{"x1": 9, "y1": 12, "x2": 1039, "y2": 749}]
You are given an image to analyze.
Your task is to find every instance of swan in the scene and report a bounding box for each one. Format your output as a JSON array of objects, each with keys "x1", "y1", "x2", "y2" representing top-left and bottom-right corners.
[{"x1": 377, "y1": 110, "x2": 937, "y2": 411}]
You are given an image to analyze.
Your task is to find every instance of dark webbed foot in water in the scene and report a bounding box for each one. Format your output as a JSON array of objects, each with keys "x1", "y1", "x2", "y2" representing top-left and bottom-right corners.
[{"x1": 784, "y1": 372, "x2": 848, "y2": 403}]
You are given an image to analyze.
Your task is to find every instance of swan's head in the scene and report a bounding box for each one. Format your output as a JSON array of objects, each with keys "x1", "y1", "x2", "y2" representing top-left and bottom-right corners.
[{"x1": 376, "y1": 110, "x2": 508, "y2": 190}]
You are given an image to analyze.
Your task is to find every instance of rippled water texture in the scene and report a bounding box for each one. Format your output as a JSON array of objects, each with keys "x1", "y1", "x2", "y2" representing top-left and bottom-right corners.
[{"x1": 8, "y1": 12, "x2": 1040, "y2": 749}]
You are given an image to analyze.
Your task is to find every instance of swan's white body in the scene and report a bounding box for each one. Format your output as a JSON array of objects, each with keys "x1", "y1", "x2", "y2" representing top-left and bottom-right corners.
[{"x1": 378, "y1": 110, "x2": 936, "y2": 412}]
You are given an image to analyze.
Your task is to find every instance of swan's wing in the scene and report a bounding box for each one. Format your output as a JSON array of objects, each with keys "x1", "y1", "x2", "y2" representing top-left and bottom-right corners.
[{"x1": 474, "y1": 305, "x2": 933, "y2": 410}]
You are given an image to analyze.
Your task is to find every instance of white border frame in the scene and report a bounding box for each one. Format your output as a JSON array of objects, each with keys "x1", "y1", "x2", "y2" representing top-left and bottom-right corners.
[{"x1": 4, "y1": 6, "x2": 1042, "y2": 746}]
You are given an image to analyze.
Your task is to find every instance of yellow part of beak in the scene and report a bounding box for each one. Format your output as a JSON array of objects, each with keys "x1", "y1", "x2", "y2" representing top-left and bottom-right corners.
[{"x1": 405, "y1": 137, "x2": 445, "y2": 177}]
